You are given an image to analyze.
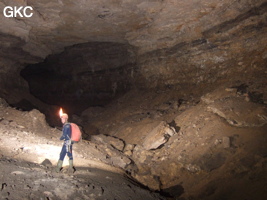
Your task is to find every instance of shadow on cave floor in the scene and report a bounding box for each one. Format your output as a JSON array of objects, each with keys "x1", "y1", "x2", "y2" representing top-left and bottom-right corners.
[{"x1": 0, "y1": 156, "x2": 167, "y2": 200}]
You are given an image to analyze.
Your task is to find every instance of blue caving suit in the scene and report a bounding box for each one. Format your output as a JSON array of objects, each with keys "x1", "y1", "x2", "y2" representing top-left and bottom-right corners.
[{"x1": 59, "y1": 123, "x2": 73, "y2": 161}]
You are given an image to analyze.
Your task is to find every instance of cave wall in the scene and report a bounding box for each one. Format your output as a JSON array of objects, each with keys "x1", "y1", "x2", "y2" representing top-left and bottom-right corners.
[
  {"x1": 0, "y1": 0, "x2": 266, "y2": 115},
  {"x1": 0, "y1": 33, "x2": 42, "y2": 104},
  {"x1": 135, "y1": 2, "x2": 267, "y2": 92}
]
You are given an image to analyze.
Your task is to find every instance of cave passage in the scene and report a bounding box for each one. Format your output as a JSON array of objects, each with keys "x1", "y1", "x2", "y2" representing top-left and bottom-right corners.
[
  {"x1": 0, "y1": 1, "x2": 267, "y2": 199},
  {"x1": 21, "y1": 42, "x2": 137, "y2": 115}
]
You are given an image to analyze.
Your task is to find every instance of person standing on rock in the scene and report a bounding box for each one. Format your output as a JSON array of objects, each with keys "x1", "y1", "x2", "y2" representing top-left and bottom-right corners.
[{"x1": 55, "y1": 110, "x2": 74, "y2": 173}]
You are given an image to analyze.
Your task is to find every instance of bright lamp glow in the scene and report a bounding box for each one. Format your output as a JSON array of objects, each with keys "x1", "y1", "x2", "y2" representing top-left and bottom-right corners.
[{"x1": 59, "y1": 108, "x2": 63, "y2": 118}]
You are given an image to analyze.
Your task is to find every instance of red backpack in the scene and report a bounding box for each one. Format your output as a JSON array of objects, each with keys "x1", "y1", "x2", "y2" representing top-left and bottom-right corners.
[{"x1": 70, "y1": 123, "x2": 82, "y2": 143}]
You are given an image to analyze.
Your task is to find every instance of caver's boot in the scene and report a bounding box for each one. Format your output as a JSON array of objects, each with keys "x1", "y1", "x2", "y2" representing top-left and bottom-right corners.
[
  {"x1": 68, "y1": 160, "x2": 74, "y2": 174},
  {"x1": 55, "y1": 160, "x2": 63, "y2": 173}
]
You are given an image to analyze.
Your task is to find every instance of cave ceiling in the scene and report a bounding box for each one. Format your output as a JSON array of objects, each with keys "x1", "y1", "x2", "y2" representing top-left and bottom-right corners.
[{"x1": 1, "y1": 0, "x2": 264, "y2": 61}]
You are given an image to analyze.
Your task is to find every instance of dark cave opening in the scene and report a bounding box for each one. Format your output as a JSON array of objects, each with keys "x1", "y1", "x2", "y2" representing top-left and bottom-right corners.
[{"x1": 20, "y1": 42, "x2": 137, "y2": 116}]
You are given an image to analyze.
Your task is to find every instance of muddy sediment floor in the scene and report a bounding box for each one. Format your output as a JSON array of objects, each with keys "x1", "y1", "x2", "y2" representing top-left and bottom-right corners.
[
  {"x1": 0, "y1": 101, "x2": 165, "y2": 200},
  {"x1": 0, "y1": 157, "x2": 163, "y2": 200}
]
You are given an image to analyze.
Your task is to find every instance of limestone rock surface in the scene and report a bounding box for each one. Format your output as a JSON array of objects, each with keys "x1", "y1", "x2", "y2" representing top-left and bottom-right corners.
[
  {"x1": 0, "y1": 0, "x2": 266, "y2": 108},
  {"x1": 142, "y1": 121, "x2": 176, "y2": 150}
]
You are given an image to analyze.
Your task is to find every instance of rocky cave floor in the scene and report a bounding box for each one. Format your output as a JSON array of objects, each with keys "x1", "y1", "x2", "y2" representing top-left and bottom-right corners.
[
  {"x1": 0, "y1": 101, "x2": 165, "y2": 200},
  {"x1": 0, "y1": 81, "x2": 267, "y2": 200}
]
